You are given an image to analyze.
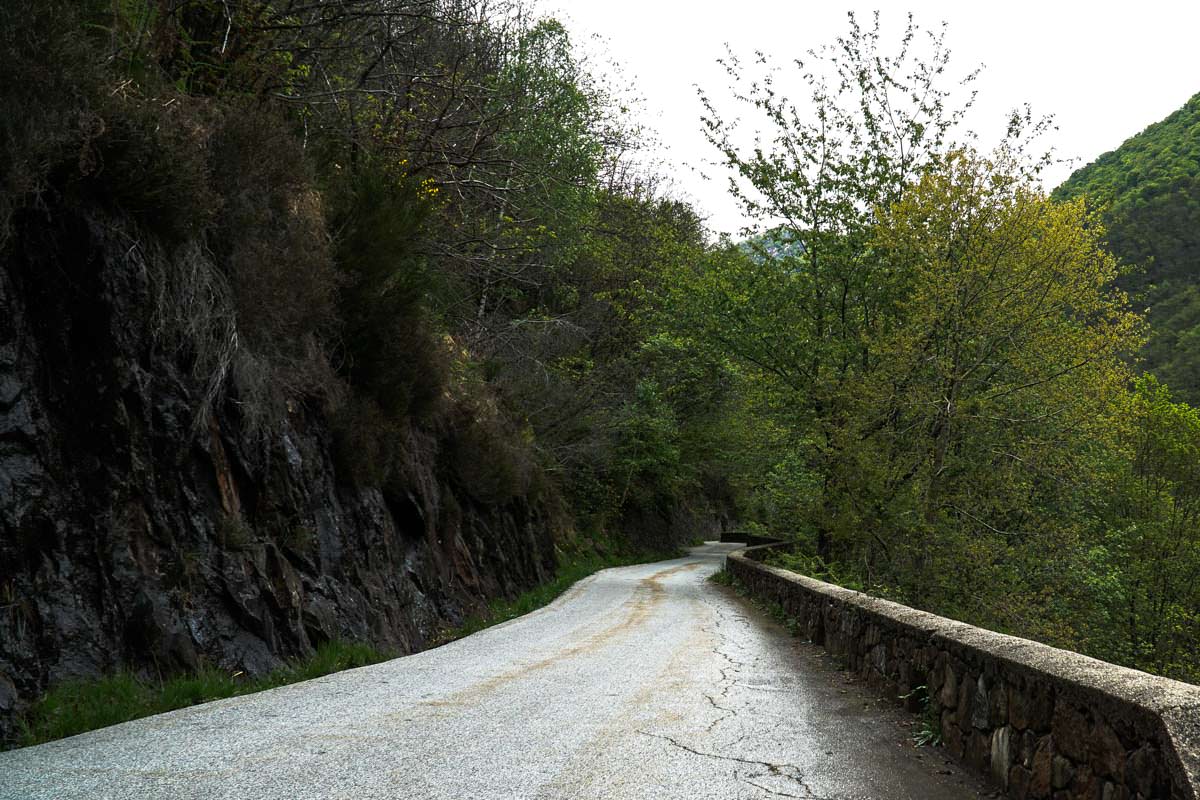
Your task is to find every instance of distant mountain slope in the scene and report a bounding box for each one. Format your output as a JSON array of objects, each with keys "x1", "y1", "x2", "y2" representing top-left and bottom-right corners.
[{"x1": 1054, "y1": 92, "x2": 1200, "y2": 401}]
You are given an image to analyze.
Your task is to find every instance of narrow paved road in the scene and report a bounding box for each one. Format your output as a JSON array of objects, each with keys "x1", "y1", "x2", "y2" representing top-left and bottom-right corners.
[{"x1": 1, "y1": 543, "x2": 990, "y2": 799}]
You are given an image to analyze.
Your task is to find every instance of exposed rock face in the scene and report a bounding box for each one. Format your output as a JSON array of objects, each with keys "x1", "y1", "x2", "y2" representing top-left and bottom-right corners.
[{"x1": 0, "y1": 207, "x2": 557, "y2": 743}]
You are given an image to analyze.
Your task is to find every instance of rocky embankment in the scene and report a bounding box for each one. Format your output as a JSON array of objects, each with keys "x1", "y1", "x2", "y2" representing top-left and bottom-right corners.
[{"x1": 0, "y1": 206, "x2": 558, "y2": 744}]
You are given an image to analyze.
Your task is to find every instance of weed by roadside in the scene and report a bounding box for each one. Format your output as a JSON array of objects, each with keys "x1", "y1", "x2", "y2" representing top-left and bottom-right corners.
[
  {"x1": 899, "y1": 685, "x2": 943, "y2": 747},
  {"x1": 715, "y1": 566, "x2": 945, "y2": 750},
  {"x1": 708, "y1": 568, "x2": 734, "y2": 587},
  {"x1": 15, "y1": 550, "x2": 679, "y2": 749},
  {"x1": 16, "y1": 640, "x2": 389, "y2": 749}
]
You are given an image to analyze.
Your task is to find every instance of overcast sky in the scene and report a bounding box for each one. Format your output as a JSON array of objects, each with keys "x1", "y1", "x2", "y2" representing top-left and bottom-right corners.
[{"x1": 550, "y1": 1, "x2": 1200, "y2": 237}]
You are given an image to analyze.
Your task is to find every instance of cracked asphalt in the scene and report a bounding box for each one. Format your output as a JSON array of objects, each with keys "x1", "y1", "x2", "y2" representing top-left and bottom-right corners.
[{"x1": 0, "y1": 542, "x2": 991, "y2": 799}]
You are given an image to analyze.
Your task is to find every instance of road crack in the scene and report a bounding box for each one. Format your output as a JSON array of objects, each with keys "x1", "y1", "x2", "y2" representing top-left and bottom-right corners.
[
  {"x1": 697, "y1": 595, "x2": 756, "y2": 733},
  {"x1": 638, "y1": 730, "x2": 841, "y2": 799}
]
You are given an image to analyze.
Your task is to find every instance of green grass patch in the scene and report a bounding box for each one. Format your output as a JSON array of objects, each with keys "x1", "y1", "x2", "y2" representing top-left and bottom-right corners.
[
  {"x1": 438, "y1": 548, "x2": 678, "y2": 643},
  {"x1": 707, "y1": 568, "x2": 735, "y2": 587},
  {"x1": 16, "y1": 640, "x2": 389, "y2": 749}
]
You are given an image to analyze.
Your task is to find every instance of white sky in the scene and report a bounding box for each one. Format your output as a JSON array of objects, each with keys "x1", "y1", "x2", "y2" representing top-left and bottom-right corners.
[{"x1": 551, "y1": 1, "x2": 1200, "y2": 237}]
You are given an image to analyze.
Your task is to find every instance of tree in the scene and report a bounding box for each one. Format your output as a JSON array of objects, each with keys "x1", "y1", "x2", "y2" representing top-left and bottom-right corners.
[
  {"x1": 673, "y1": 14, "x2": 1165, "y2": 661},
  {"x1": 1096, "y1": 376, "x2": 1200, "y2": 680},
  {"x1": 856, "y1": 152, "x2": 1140, "y2": 612},
  {"x1": 688, "y1": 12, "x2": 995, "y2": 558}
]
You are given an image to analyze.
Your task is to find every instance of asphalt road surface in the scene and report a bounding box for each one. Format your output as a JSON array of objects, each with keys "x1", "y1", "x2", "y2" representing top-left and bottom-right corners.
[{"x1": 1, "y1": 542, "x2": 991, "y2": 799}]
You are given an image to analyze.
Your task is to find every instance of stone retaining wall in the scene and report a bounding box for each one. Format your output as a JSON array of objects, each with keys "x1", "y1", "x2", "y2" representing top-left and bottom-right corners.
[{"x1": 727, "y1": 544, "x2": 1200, "y2": 800}]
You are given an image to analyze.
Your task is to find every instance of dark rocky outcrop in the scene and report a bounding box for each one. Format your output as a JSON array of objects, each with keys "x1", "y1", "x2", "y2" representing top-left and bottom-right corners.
[{"x1": 0, "y1": 204, "x2": 558, "y2": 743}]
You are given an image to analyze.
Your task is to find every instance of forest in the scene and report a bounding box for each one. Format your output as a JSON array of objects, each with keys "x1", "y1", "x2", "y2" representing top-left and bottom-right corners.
[
  {"x1": 1055, "y1": 92, "x2": 1200, "y2": 404},
  {"x1": 1, "y1": 0, "x2": 1198, "y2": 722}
]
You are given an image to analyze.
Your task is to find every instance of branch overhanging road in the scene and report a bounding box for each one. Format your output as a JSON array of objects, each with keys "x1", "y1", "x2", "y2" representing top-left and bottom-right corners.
[{"x1": 1, "y1": 543, "x2": 991, "y2": 799}]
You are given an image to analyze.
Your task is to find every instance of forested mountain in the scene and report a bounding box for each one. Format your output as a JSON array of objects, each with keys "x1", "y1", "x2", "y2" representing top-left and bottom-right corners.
[{"x1": 1054, "y1": 92, "x2": 1200, "y2": 401}]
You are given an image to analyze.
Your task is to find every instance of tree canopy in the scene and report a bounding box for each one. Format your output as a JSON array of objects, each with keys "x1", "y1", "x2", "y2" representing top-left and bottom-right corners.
[{"x1": 669, "y1": 13, "x2": 1200, "y2": 681}]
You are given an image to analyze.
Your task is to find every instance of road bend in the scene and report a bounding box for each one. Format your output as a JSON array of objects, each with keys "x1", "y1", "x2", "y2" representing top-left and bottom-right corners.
[{"x1": 0, "y1": 542, "x2": 990, "y2": 799}]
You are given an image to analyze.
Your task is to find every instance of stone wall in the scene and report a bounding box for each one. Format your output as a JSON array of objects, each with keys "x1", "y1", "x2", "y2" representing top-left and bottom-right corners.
[{"x1": 727, "y1": 544, "x2": 1200, "y2": 800}]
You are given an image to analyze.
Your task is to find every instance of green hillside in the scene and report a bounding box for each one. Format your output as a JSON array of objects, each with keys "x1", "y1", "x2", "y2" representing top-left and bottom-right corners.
[{"x1": 1054, "y1": 93, "x2": 1200, "y2": 400}]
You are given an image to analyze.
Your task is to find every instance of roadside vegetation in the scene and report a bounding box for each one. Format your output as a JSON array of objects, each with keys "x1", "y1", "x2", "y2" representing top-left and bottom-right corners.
[
  {"x1": 19, "y1": 545, "x2": 674, "y2": 746},
  {"x1": 18, "y1": 641, "x2": 390, "y2": 747},
  {"x1": 673, "y1": 14, "x2": 1200, "y2": 683}
]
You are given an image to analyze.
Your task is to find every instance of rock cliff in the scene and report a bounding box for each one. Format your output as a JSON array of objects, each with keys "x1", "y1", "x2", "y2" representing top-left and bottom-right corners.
[{"x1": 0, "y1": 202, "x2": 558, "y2": 743}]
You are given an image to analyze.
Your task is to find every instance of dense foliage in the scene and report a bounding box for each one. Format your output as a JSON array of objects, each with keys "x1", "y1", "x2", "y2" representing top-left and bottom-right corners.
[
  {"x1": 670, "y1": 13, "x2": 1200, "y2": 683},
  {"x1": 1055, "y1": 92, "x2": 1200, "y2": 402}
]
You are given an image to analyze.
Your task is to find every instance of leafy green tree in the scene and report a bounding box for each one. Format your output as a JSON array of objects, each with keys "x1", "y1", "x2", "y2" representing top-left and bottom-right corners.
[
  {"x1": 1094, "y1": 376, "x2": 1200, "y2": 680},
  {"x1": 857, "y1": 152, "x2": 1141, "y2": 611},
  {"x1": 673, "y1": 14, "x2": 1200, "y2": 674},
  {"x1": 691, "y1": 12, "x2": 1056, "y2": 556}
]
